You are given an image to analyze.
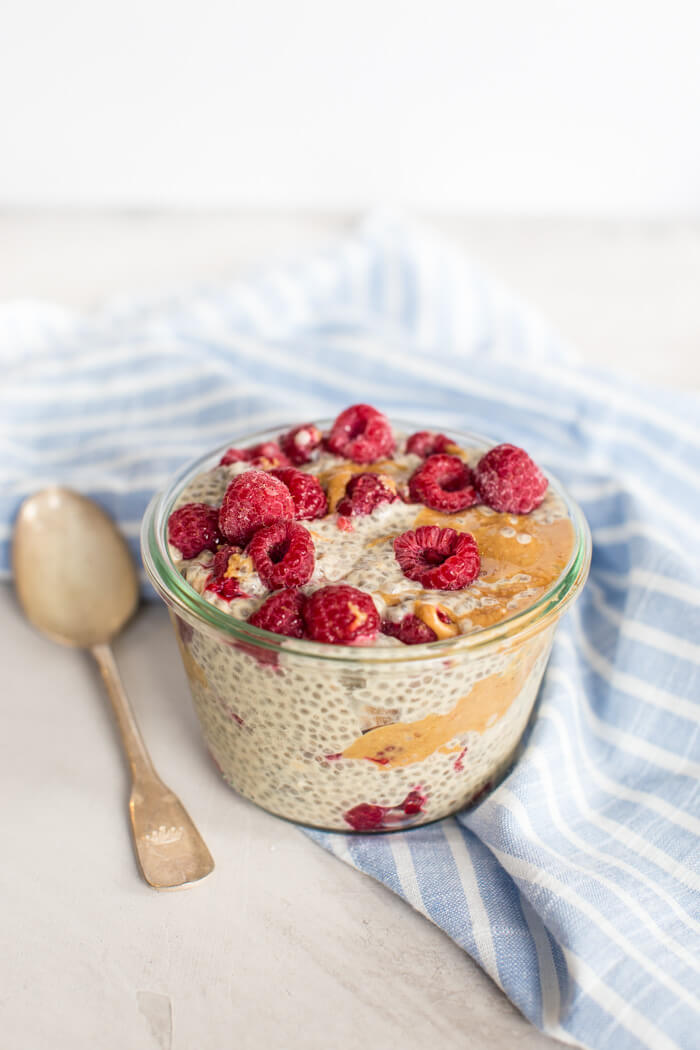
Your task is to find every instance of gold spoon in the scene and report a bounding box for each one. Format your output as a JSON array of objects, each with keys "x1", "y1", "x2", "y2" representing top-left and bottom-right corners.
[{"x1": 12, "y1": 486, "x2": 214, "y2": 890}]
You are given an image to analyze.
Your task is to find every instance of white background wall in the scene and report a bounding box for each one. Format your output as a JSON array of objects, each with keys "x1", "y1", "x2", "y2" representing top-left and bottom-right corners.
[{"x1": 2, "y1": 0, "x2": 699, "y2": 213}]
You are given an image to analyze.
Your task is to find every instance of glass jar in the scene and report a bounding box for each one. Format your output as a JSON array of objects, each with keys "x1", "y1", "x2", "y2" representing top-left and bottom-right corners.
[{"x1": 141, "y1": 423, "x2": 591, "y2": 832}]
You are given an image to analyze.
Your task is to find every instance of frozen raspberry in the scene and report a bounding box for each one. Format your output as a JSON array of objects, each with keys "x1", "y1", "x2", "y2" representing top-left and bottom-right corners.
[
  {"x1": 326, "y1": 404, "x2": 394, "y2": 464},
  {"x1": 269, "y1": 467, "x2": 328, "y2": 520},
  {"x1": 219, "y1": 470, "x2": 295, "y2": 546},
  {"x1": 394, "y1": 526, "x2": 480, "y2": 590},
  {"x1": 248, "y1": 441, "x2": 290, "y2": 469},
  {"x1": 475, "y1": 443, "x2": 548, "y2": 514},
  {"x1": 212, "y1": 543, "x2": 242, "y2": 578},
  {"x1": 401, "y1": 789, "x2": 426, "y2": 815},
  {"x1": 408, "y1": 453, "x2": 478, "y2": 513},
  {"x1": 343, "y1": 804, "x2": 387, "y2": 831},
  {"x1": 343, "y1": 788, "x2": 426, "y2": 831},
  {"x1": 279, "y1": 423, "x2": 323, "y2": 465},
  {"x1": 336, "y1": 515, "x2": 354, "y2": 532},
  {"x1": 219, "y1": 447, "x2": 251, "y2": 466},
  {"x1": 247, "y1": 521, "x2": 315, "y2": 588},
  {"x1": 248, "y1": 588, "x2": 308, "y2": 639},
  {"x1": 336, "y1": 473, "x2": 398, "y2": 517},
  {"x1": 380, "y1": 614, "x2": 437, "y2": 645},
  {"x1": 168, "y1": 502, "x2": 222, "y2": 559},
  {"x1": 304, "y1": 585, "x2": 380, "y2": 646},
  {"x1": 405, "y1": 431, "x2": 453, "y2": 457},
  {"x1": 206, "y1": 575, "x2": 248, "y2": 601},
  {"x1": 206, "y1": 543, "x2": 250, "y2": 601},
  {"x1": 220, "y1": 441, "x2": 289, "y2": 469}
]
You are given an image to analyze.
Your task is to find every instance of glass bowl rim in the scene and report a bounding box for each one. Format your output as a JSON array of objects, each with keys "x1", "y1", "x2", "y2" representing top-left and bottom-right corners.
[{"x1": 141, "y1": 418, "x2": 591, "y2": 664}]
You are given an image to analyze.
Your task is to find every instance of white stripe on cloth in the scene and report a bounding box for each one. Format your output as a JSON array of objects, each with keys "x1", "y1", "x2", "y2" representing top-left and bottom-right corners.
[
  {"x1": 496, "y1": 782, "x2": 700, "y2": 955},
  {"x1": 587, "y1": 581, "x2": 700, "y2": 666},
  {"x1": 442, "y1": 819, "x2": 503, "y2": 990},
  {"x1": 485, "y1": 841, "x2": 698, "y2": 1013},
  {"x1": 569, "y1": 608, "x2": 700, "y2": 725},
  {"x1": 549, "y1": 651, "x2": 700, "y2": 779},
  {"x1": 537, "y1": 702, "x2": 700, "y2": 894},
  {"x1": 594, "y1": 568, "x2": 700, "y2": 608},
  {"x1": 560, "y1": 946, "x2": 683, "y2": 1050}
]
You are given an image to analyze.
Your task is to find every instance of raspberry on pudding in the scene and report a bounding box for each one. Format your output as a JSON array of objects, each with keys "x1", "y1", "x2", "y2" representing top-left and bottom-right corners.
[
  {"x1": 336, "y1": 473, "x2": 398, "y2": 518},
  {"x1": 394, "y1": 526, "x2": 481, "y2": 590},
  {"x1": 325, "y1": 403, "x2": 395, "y2": 463},
  {"x1": 247, "y1": 521, "x2": 315, "y2": 589},
  {"x1": 280, "y1": 423, "x2": 323, "y2": 465},
  {"x1": 248, "y1": 588, "x2": 308, "y2": 639},
  {"x1": 304, "y1": 584, "x2": 380, "y2": 646},
  {"x1": 219, "y1": 470, "x2": 295, "y2": 546},
  {"x1": 269, "y1": 468, "x2": 328, "y2": 520},
  {"x1": 475, "y1": 443, "x2": 548, "y2": 514},
  {"x1": 168, "y1": 502, "x2": 222, "y2": 558},
  {"x1": 408, "y1": 454, "x2": 478, "y2": 513},
  {"x1": 154, "y1": 403, "x2": 587, "y2": 832}
]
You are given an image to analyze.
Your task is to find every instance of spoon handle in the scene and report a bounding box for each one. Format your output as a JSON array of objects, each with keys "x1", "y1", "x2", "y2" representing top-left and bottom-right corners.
[{"x1": 91, "y1": 642, "x2": 215, "y2": 890}]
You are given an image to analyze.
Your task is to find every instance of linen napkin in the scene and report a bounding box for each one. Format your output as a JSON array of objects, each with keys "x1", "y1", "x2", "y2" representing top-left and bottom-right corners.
[{"x1": 2, "y1": 215, "x2": 699, "y2": 1050}]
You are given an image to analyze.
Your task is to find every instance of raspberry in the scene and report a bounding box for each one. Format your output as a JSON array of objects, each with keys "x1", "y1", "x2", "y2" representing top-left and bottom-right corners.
[
  {"x1": 248, "y1": 588, "x2": 308, "y2": 639},
  {"x1": 247, "y1": 521, "x2": 315, "y2": 588},
  {"x1": 343, "y1": 789, "x2": 426, "y2": 831},
  {"x1": 206, "y1": 543, "x2": 250, "y2": 601},
  {"x1": 326, "y1": 404, "x2": 394, "y2": 464},
  {"x1": 219, "y1": 447, "x2": 251, "y2": 466},
  {"x1": 168, "y1": 502, "x2": 222, "y2": 559},
  {"x1": 206, "y1": 576, "x2": 248, "y2": 601},
  {"x1": 220, "y1": 441, "x2": 289, "y2": 469},
  {"x1": 336, "y1": 473, "x2": 398, "y2": 517},
  {"x1": 475, "y1": 443, "x2": 548, "y2": 514},
  {"x1": 212, "y1": 543, "x2": 242, "y2": 578},
  {"x1": 279, "y1": 423, "x2": 323, "y2": 465},
  {"x1": 248, "y1": 441, "x2": 290, "y2": 469},
  {"x1": 405, "y1": 431, "x2": 453, "y2": 457},
  {"x1": 219, "y1": 470, "x2": 295, "y2": 546},
  {"x1": 304, "y1": 585, "x2": 380, "y2": 646},
  {"x1": 394, "y1": 526, "x2": 480, "y2": 590},
  {"x1": 269, "y1": 467, "x2": 328, "y2": 520},
  {"x1": 380, "y1": 614, "x2": 437, "y2": 645},
  {"x1": 408, "y1": 454, "x2": 478, "y2": 513},
  {"x1": 401, "y1": 789, "x2": 426, "y2": 815},
  {"x1": 343, "y1": 804, "x2": 387, "y2": 831}
]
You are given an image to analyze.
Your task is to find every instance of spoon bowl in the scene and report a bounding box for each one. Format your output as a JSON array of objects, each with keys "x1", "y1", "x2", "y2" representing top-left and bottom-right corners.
[{"x1": 13, "y1": 487, "x2": 139, "y2": 648}]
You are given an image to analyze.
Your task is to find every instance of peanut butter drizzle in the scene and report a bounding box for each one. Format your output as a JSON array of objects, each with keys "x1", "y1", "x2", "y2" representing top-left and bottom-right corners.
[
  {"x1": 224, "y1": 552, "x2": 253, "y2": 579},
  {"x1": 341, "y1": 642, "x2": 542, "y2": 768},
  {"x1": 365, "y1": 532, "x2": 400, "y2": 549},
  {"x1": 413, "y1": 600, "x2": 459, "y2": 639},
  {"x1": 442, "y1": 442, "x2": 467, "y2": 459},
  {"x1": 413, "y1": 506, "x2": 575, "y2": 630},
  {"x1": 377, "y1": 589, "x2": 422, "y2": 607}
]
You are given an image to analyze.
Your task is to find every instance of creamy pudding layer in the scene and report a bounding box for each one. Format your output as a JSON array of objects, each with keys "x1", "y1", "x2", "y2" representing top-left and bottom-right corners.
[{"x1": 174, "y1": 609, "x2": 555, "y2": 829}]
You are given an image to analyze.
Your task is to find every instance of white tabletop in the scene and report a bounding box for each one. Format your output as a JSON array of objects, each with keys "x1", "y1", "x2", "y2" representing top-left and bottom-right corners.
[{"x1": 4, "y1": 211, "x2": 700, "y2": 1050}]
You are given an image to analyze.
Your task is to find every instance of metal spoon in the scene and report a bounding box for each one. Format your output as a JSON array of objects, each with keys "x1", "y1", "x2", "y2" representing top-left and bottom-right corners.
[{"x1": 12, "y1": 486, "x2": 214, "y2": 890}]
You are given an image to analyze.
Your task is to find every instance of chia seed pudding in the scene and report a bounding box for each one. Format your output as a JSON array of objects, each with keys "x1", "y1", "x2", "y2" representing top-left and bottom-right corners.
[{"x1": 142, "y1": 407, "x2": 590, "y2": 832}]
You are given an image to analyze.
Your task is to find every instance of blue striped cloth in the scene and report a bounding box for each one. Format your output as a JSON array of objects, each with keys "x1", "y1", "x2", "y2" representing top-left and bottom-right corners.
[{"x1": 2, "y1": 215, "x2": 699, "y2": 1050}]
